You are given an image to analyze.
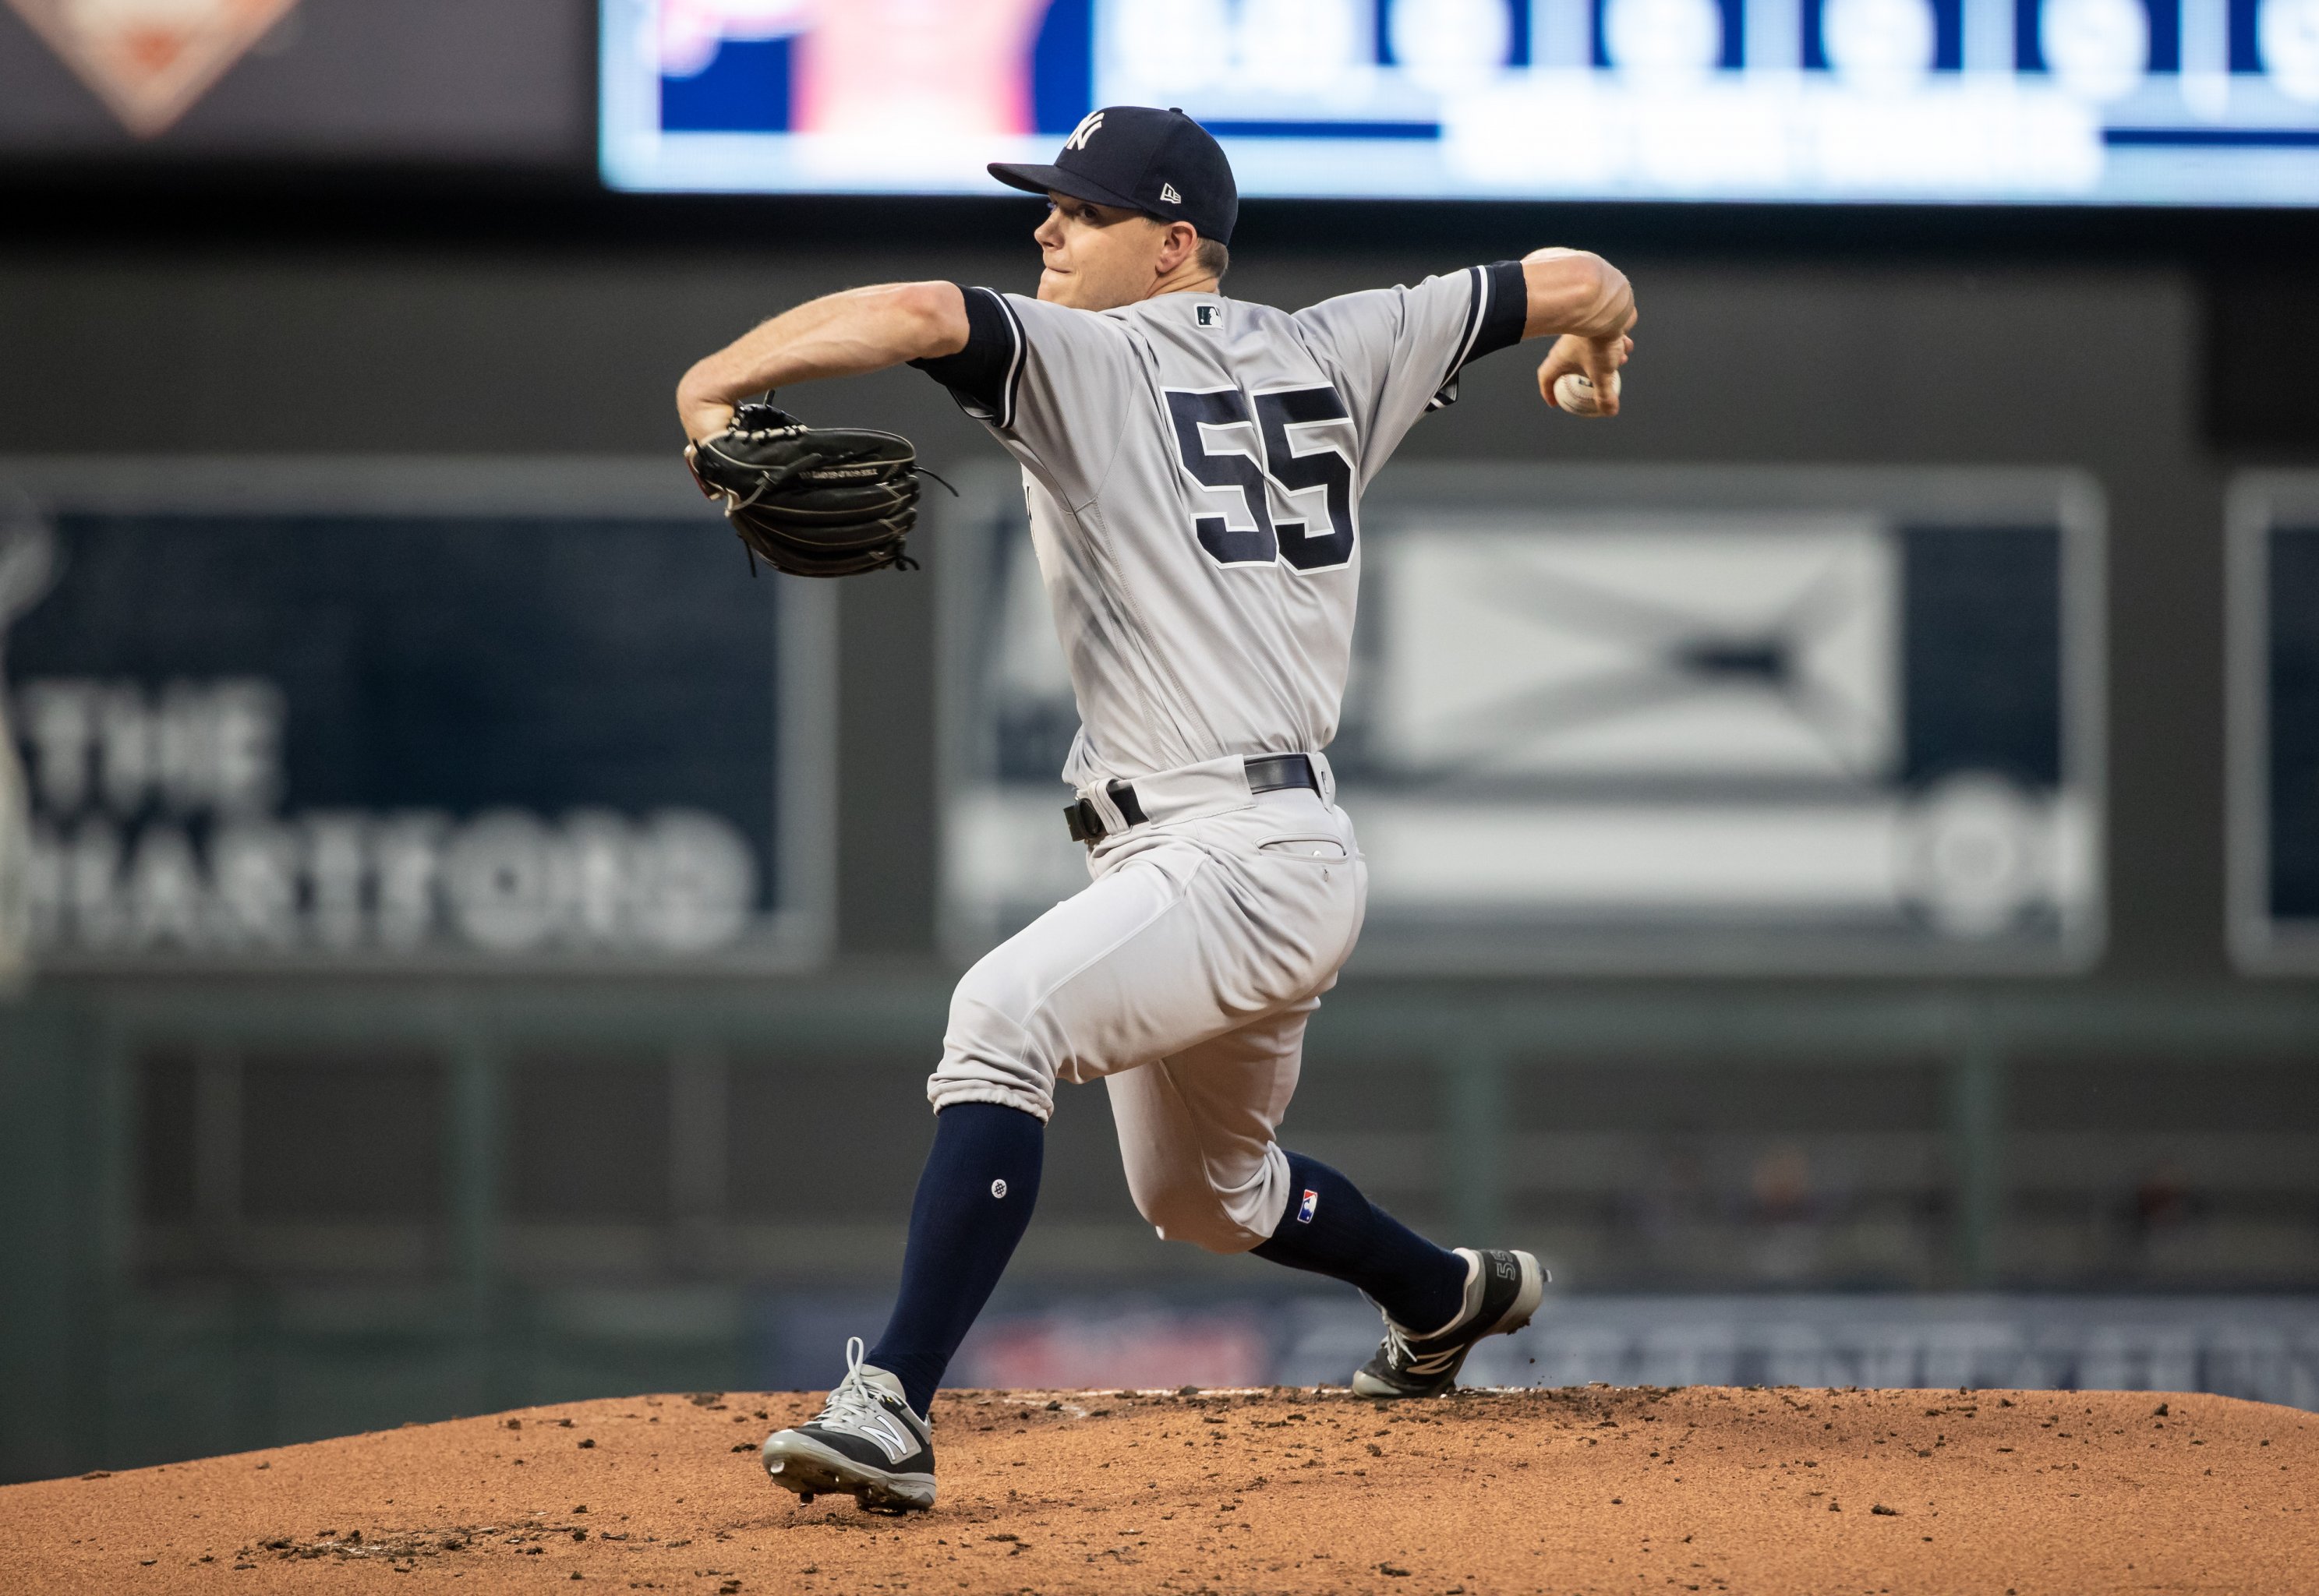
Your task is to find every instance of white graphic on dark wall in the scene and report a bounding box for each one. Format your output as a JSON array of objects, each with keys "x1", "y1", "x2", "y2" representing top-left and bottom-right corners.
[
  {"x1": 0, "y1": 504, "x2": 51, "y2": 976},
  {"x1": 11, "y1": 674, "x2": 759, "y2": 959},
  {"x1": 941, "y1": 466, "x2": 2102, "y2": 973}
]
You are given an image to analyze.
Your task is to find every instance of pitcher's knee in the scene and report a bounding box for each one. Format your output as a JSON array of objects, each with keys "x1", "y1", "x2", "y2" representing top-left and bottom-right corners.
[
  {"x1": 927, "y1": 960, "x2": 1060, "y2": 1121},
  {"x1": 924, "y1": 1068, "x2": 1050, "y2": 1121},
  {"x1": 1126, "y1": 1173, "x2": 1267, "y2": 1255}
]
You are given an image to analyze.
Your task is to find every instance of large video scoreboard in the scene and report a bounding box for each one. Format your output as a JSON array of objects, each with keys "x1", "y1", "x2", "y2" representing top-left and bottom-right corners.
[{"x1": 604, "y1": 0, "x2": 2319, "y2": 205}]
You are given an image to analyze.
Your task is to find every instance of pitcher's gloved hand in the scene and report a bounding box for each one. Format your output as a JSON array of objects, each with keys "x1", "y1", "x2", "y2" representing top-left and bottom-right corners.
[{"x1": 685, "y1": 401, "x2": 932, "y2": 577}]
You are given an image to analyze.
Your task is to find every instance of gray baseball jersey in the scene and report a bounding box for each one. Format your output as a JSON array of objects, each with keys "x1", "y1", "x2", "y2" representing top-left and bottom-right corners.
[{"x1": 914, "y1": 262, "x2": 1529, "y2": 788}]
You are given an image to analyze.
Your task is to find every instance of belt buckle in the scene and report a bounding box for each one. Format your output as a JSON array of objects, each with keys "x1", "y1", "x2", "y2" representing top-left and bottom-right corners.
[{"x1": 1063, "y1": 796, "x2": 1105, "y2": 845}]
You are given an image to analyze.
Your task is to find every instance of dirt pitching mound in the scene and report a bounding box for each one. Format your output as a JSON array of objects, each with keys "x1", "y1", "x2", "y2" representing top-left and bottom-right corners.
[{"x1": 4, "y1": 1385, "x2": 2312, "y2": 1594}]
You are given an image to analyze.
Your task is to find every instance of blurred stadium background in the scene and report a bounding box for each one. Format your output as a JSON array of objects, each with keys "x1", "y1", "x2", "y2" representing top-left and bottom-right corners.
[{"x1": 3, "y1": 0, "x2": 2318, "y2": 1486}]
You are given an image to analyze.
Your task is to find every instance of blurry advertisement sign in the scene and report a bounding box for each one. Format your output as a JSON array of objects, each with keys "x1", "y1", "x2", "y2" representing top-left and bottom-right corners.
[
  {"x1": 604, "y1": 0, "x2": 2319, "y2": 206},
  {"x1": 940, "y1": 464, "x2": 2104, "y2": 973},
  {"x1": 0, "y1": 461, "x2": 833, "y2": 973},
  {"x1": 5, "y1": 0, "x2": 300, "y2": 134},
  {"x1": 2228, "y1": 473, "x2": 2319, "y2": 973},
  {"x1": 0, "y1": 0, "x2": 586, "y2": 158},
  {"x1": 0, "y1": 500, "x2": 43, "y2": 981},
  {"x1": 954, "y1": 1305, "x2": 1274, "y2": 1391}
]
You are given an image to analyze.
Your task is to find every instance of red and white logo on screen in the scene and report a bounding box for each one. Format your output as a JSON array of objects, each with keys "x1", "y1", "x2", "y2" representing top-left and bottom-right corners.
[
  {"x1": 7, "y1": 0, "x2": 302, "y2": 136},
  {"x1": 656, "y1": 0, "x2": 1052, "y2": 143}
]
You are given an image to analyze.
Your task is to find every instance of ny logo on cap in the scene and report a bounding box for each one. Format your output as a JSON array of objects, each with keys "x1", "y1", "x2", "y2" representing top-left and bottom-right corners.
[{"x1": 1064, "y1": 110, "x2": 1105, "y2": 151}]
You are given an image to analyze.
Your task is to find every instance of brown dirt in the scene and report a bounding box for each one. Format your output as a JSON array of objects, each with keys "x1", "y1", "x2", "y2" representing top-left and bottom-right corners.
[{"x1": 2, "y1": 1385, "x2": 2311, "y2": 1594}]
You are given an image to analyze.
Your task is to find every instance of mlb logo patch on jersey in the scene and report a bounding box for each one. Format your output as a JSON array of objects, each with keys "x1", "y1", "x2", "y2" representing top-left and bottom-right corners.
[
  {"x1": 1196, "y1": 303, "x2": 1218, "y2": 328},
  {"x1": 1296, "y1": 1188, "x2": 1320, "y2": 1223}
]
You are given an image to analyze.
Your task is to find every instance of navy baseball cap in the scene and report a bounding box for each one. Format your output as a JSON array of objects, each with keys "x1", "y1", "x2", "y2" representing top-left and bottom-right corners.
[{"x1": 990, "y1": 105, "x2": 1238, "y2": 246}]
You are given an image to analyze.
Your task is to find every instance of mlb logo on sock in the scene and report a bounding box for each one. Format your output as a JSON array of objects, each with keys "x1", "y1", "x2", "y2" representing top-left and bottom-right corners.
[{"x1": 1296, "y1": 1188, "x2": 1320, "y2": 1223}]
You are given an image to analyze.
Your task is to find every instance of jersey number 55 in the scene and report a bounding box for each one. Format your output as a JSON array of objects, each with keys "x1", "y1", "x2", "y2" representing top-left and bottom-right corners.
[{"x1": 1165, "y1": 386, "x2": 1356, "y2": 574}]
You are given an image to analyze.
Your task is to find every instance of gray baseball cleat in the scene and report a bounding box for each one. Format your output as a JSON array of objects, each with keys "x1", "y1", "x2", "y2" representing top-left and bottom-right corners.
[
  {"x1": 762, "y1": 1336, "x2": 936, "y2": 1512},
  {"x1": 1350, "y1": 1248, "x2": 1548, "y2": 1399}
]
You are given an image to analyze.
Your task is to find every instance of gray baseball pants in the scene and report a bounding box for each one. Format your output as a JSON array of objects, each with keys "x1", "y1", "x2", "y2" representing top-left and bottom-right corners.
[{"x1": 928, "y1": 781, "x2": 1366, "y2": 1253}]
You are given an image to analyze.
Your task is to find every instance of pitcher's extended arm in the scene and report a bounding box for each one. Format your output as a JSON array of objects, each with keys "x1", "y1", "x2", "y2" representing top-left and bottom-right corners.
[{"x1": 676, "y1": 281, "x2": 971, "y2": 442}]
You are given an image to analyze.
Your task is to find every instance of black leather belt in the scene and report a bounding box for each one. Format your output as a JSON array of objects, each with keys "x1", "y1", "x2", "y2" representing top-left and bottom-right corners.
[{"x1": 1065, "y1": 754, "x2": 1320, "y2": 844}]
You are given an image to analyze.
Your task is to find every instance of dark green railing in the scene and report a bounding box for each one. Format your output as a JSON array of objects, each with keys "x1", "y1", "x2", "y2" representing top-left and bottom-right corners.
[{"x1": 5, "y1": 976, "x2": 2318, "y2": 1478}]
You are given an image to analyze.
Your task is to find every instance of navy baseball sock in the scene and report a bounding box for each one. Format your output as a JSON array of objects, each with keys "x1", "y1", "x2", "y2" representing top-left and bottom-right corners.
[
  {"x1": 864, "y1": 1101, "x2": 1043, "y2": 1418},
  {"x1": 1251, "y1": 1150, "x2": 1469, "y2": 1334}
]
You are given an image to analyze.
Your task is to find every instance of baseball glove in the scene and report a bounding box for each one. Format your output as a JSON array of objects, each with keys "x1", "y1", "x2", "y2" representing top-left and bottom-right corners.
[{"x1": 685, "y1": 401, "x2": 933, "y2": 577}]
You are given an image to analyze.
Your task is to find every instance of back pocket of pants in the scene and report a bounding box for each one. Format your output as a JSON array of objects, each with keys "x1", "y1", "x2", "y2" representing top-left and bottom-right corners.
[{"x1": 1257, "y1": 835, "x2": 1349, "y2": 861}]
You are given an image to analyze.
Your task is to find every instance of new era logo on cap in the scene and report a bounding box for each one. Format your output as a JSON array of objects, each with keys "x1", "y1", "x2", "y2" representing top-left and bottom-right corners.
[{"x1": 1161, "y1": 182, "x2": 1181, "y2": 203}]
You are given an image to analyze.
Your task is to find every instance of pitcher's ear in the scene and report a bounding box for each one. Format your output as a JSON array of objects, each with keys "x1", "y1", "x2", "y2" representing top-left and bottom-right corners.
[{"x1": 1161, "y1": 220, "x2": 1201, "y2": 271}]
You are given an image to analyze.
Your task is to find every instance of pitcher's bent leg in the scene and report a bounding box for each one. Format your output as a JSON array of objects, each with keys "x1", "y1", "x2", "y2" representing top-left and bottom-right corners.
[
  {"x1": 883, "y1": 846, "x2": 1291, "y2": 1412},
  {"x1": 1252, "y1": 1150, "x2": 1468, "y2": 1333},
  {"x1": 930, "y1": 842, "x2": 1316, "y2": 1118},
  {"x1": 870, "y1": 863, "x2": 1195, "y2": 1416},
  {"x1": 1104, "y1": 999, "x2": 1313, "y2": 1253}
]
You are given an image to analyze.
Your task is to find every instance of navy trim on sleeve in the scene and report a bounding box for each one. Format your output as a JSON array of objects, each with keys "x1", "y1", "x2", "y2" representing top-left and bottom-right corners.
[
  {"x1": 1426, "y1": 261, "x2": 1529, "y2": 412},
  {"x1": 1469, "y1": 260, "x2": 1531, "y2": 364},
  {"x1": 908, "y1": 286, "x2": 1025, "y2": 429}
]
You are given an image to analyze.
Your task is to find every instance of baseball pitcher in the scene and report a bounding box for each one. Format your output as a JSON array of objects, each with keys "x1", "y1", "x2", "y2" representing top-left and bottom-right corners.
[{"x1": 676, "y1": 105, "x2": 1636, "y2": 1513}]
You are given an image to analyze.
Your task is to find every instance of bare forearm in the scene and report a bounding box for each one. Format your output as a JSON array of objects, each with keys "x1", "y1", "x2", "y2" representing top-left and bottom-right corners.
[
  {"x1": 1518, "y1": 249, "x2": 1635, "y2": 342},
  {"x1": 1517, "y1": 249, "x2": 1637, "y2": 416},
  {"x1": 676, "y1": 281, "x2": 970, "y2": 440}
]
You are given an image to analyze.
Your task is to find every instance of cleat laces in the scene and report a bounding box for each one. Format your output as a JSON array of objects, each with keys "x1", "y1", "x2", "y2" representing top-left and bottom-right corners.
[
  {"x1": 811, "y1": 1336, "x2": 893, "y2": 1433},
  {"x1": 1375, "y1": 1319, "x2": 1465, "y2": 1378}
]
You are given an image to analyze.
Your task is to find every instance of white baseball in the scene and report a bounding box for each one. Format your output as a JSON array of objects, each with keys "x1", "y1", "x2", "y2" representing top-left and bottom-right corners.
[{"x1": 1553, "y1": 369, "x2": 1621, "y2": 415}]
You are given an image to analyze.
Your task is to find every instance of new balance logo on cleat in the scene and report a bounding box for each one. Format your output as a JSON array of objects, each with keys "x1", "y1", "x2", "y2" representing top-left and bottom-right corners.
[
  {"x1": 854, "y1": 1409, "x2": 918, "y2": 1465},
  {"x1": 761, "y1": 1337, "x2": 937, "y2": 1511},
  {"x1": 1350, "y1": 1248, "x2": 1548, "y2": 1400}
]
